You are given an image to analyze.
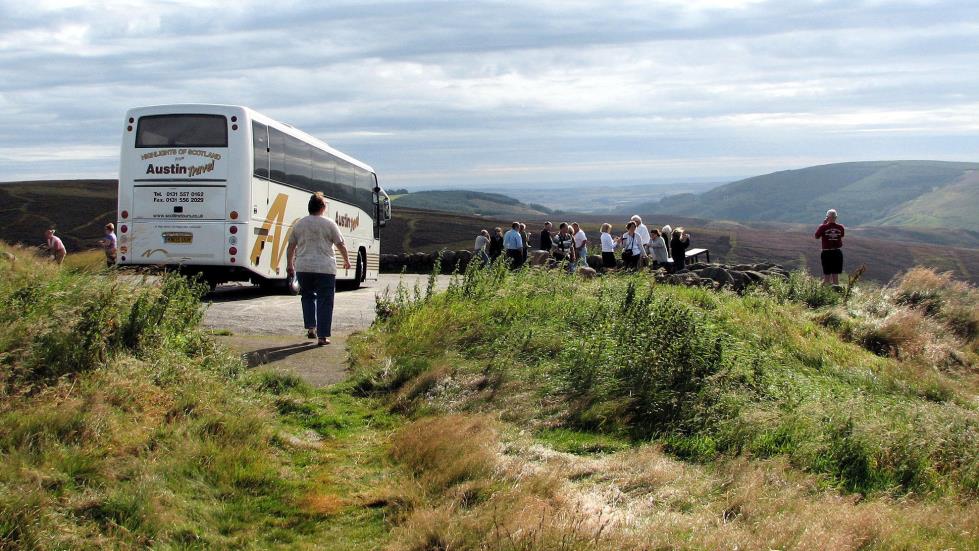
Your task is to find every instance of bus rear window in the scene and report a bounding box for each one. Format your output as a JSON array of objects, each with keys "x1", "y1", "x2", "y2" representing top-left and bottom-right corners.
[{"x1": 136, "y1": 114, "x2": 228, "y2": 147}]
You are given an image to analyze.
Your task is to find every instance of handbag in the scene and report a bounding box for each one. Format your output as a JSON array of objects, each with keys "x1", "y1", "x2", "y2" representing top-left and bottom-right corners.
[{"x1": 621, "y1": 235, "x2": 636, "y2": 261}]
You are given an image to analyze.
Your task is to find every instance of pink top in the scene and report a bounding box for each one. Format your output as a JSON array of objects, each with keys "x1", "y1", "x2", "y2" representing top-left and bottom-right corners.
[{"x1": 47, "y1": 235, "x2": 65, "y2": 252}]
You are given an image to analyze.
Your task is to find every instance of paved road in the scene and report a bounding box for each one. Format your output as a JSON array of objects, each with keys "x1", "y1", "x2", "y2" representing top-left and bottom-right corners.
[
  {"x1": 204, "y1": 273, "x2": 448, "y2": 335},
  {"x1": 204, "y1": 274, "x2": 449, "y2": 386}
]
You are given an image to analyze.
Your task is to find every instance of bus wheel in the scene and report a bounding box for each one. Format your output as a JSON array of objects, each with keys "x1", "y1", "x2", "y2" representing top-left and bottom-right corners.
[{"x1": 355, "y1": 250, "x2": 366, "y2": 285}]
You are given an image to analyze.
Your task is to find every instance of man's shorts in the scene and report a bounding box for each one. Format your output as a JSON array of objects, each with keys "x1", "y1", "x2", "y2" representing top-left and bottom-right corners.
[{"x1": 821, "y1": 249, "x2": 843, "y2": 275}]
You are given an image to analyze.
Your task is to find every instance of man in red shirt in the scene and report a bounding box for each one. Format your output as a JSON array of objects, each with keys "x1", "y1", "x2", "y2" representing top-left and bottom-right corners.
[{"x1": 814, "y1": 209, "x2": 844, "y2": 285}]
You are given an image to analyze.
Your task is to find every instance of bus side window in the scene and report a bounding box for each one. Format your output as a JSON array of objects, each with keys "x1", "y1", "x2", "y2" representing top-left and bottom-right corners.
[
  {"x1": 312, "y1": 149, "x2": 339, "y2": 200},
  {"x1": 269, "y1": 128, "x2": 287, "y2": 183},
  {"x1": 252, "y1": 122, "x2": 269, "y2": 178},
  {"x1": 286, "y1": 136, "x2": 312, "y2": 189},
  {"x1": 355, "y1": 168, "x2": 373, "y2": 214},
  {"x1": 336, "y1": 161, "x2": 357, "y2": 206}
]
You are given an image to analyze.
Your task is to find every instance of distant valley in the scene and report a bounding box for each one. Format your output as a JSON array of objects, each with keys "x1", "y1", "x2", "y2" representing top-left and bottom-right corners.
[
  {"x1": 389, "y1": 190, "x2": 555, "y2": 217},
  {"x1": 2, "y1": 161, "x2": 978, "y2": 284},
  {"x1": 410, "y1": 179, "x2": 725, "y2": 213},
  {"x1": 645, "y1": 160, "x2": 979, "y2": 231}
]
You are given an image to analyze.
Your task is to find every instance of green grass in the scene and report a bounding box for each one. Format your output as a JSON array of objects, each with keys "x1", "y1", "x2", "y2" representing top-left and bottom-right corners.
[
  {"x1": 0, "y1": 243, "x2": 404, "y2": 550},
  {"x1": 3, "y1": 240, "x2": 978, "y2": 549},
  {"x1": 357, "y1": 262, "x2": 979, "y2": 498}
]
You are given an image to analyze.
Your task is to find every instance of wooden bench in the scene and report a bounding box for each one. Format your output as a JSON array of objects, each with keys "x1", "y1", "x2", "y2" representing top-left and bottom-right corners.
[{"x1": 685, "y1": 248, "x2": 710, "y2": 264}]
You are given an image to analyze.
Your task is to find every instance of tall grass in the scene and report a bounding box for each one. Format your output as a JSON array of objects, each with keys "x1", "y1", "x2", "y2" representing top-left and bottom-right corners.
[
  {"x1": 354, "y1": 262, "x2": 979, "y2": 498},
  {"x1": 0, "y1": 243, "x2": 392, "y2": 549}
]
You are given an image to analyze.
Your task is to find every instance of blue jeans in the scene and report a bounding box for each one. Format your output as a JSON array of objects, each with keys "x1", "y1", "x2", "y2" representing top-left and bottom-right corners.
[
  {"x1": 477, "y1": 249, "x2": 490, "y2": 267},
  {"x1": 297, "y1": 272, "x2": 336, "y2": 338}
]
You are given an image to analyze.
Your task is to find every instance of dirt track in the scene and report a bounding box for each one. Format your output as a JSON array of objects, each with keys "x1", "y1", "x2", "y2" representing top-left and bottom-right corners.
[{"x1": 203, "y1": 274, "x2": 448, "y2": 386}]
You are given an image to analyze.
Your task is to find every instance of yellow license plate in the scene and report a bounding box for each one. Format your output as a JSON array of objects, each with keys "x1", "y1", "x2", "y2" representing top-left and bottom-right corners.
[{"x1": 163, "y1": 233, "x2": 193, "y2": 244}]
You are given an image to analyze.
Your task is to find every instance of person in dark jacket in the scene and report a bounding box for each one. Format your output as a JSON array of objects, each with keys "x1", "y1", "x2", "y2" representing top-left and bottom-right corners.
[
  {"x1": 538, "y1": 221, "x2": 553, "y2": 253},
  {"x1": 670, "y1": 228, "x2": 690, "y2": 272},
  {"x1": 488, "y1": 227, "x2": 504, "y2": 261}
]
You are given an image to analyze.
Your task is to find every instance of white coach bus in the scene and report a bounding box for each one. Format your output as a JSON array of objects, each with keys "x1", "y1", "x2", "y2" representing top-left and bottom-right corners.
[{"x1": 117, "y1": 104, "x2": 391, "y2": 289}]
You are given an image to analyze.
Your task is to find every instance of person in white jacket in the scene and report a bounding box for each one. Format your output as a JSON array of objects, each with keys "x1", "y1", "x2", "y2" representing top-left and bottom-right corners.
[
  {"x1": 631, "y1": 215, "x2": 651, "y2": 264},
  {"x1": 649, "y1": 228, "x2": 671, "y2": 269}
]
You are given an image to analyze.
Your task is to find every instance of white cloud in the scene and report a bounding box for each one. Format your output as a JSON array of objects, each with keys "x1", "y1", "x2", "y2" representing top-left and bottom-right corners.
[{"x1": 0, "y1": 0, "x2": 977, "y2": 187}]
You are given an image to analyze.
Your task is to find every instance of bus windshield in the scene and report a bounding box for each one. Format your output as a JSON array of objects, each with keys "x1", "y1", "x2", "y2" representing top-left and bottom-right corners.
[{"x1": 136, "y1": 114, "x2": 228, "y2": 148}]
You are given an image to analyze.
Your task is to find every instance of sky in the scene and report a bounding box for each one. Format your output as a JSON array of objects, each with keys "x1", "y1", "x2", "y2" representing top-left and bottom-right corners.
[{"x1": 0, "y1": 0, "x2": 977, "y2": 189}]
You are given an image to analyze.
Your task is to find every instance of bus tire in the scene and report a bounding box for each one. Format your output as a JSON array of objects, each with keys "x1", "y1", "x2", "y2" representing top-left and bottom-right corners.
[{"x1": 355, "y1": 250, "x2": 366, "y2": 285}]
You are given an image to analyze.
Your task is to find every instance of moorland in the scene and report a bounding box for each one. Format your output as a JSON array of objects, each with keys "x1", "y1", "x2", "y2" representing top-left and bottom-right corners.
[
  {"x1": 2, "y1": 179, "x2": 977, "y2": 284},
  {"x1": 1, "y1": 243, "x2": 977, "y2": 549}
]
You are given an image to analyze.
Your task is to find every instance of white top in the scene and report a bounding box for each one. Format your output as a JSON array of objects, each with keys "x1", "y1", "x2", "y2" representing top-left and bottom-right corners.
[
  {"x1": 636, "y1": 223, "x2": 651, "y2": 245},
  {"x1": 623, "y1": 232, "x2": 645, "y2": 256},
  {"x1": 573, "y1": 229, "x2": 587, "y2": 248},
  {"x1": 474, "y1": 234, "x2": 489, "y2": 251},
  {"x1": 288, "y1": 215, "x2": 345, "y2": 274},
  {"x1": 600, "y1": 232, "x2": 616, "y2": 252},
  {"x1": 650, "y1": 236, "x2": 670, "y2": 262}
]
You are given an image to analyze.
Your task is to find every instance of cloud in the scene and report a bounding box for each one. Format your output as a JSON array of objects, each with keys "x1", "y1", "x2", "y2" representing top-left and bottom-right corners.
[{"x1": 0, "y1": 0, "x2": 977, "y2": 187}]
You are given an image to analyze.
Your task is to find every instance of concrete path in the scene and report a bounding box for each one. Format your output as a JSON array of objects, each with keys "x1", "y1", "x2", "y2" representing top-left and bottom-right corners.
[{"x1": 204, "y1": 274, "x2": 449, "y2": 386}]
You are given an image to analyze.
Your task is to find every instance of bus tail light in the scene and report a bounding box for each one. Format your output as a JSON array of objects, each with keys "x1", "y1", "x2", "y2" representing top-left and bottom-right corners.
[
  {"x1": 229, "y1": 247, "x2": 238, "y2": 256},
  {"x1": 120, "y1": 225, "x2": 128, "y2": 234},
  {"x1": 230, "y1": 211, "x2": 239, "y2": 220},
  {"x1": 229, "y1": 225, "x2": 238, "y2": 234},
  {"x1": 121, "y1": 210, "x2": 128, "y2": 219}
]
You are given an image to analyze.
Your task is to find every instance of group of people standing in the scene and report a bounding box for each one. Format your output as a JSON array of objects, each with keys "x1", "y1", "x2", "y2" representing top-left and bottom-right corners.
[{"x1": 474, "y1": 215, "x2": 691, "y2": 272}]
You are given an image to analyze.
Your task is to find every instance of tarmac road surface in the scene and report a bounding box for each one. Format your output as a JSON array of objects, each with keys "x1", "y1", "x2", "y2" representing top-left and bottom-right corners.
[{"x1": 203, "y1": 273, "x2": 449, "y2": 386}]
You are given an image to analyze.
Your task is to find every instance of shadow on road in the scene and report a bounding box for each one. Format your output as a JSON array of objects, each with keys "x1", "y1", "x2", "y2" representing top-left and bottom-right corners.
[{"x1": 242, "y1": 341, "x2": 319, "y2": 368}]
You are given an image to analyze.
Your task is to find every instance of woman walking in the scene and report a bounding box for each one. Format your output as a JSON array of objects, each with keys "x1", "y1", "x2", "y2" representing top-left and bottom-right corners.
[{"x1": 286, "y1": 192, "x2": 351, "y2": 346}]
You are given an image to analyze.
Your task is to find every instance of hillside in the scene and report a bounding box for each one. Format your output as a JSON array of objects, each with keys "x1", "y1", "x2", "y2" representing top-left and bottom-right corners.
[
  {"x1": 2, "y1": 180, "x2": 977, "y2": 284},
  {"x1": 389, "y1": 208, "x2": 979, "y2": 284},
  {"x1": 4, "y1": 243, "x2": 978, "y2": 549},
  {"x1": 646, "y1": 161, "x2": 979, "y2": 231},
  {"x1": 349, "y1": 264, "x2": 979, "y2": 549},
  {"x1": 0, "y1": 180, "x2": 116, "y2": 251},
  {"x1": 390, "y1": 190, "x2": 553, "y2": 217}
]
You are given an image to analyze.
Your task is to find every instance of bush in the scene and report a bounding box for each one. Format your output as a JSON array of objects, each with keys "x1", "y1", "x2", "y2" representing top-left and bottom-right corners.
[
  {"x1": 762, "y1": 269, "x2": 841, "y2": 308},
  {"x1": 895, "y1": 267, "x2": 978, "y2": 341},
  {"x1": 558, "y1": 283, "x2": 741, "y2": 438}
]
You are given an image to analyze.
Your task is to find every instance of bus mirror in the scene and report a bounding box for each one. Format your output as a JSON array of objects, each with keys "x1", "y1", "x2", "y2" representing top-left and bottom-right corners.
[{"x1": 382, "y1": 196, "x2": 392, "y2": 221}]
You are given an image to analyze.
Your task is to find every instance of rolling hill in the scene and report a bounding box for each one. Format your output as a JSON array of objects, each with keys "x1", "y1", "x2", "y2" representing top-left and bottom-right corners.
[
  {"x1": 390, "y1": 190, "x2": 553, "y2": 217},
  {"x1": 0, "y1": 179, "x2": 116, "y2": 252},
  {"x1": 2, "y1": 179, "x2": 977, "y2": 284},
  {"x1": 388, "y1": 208, "x2": 979, "y2": 284},
  {"x1": 646, "y1": 161, "x2": 979, "y2": 231}
]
